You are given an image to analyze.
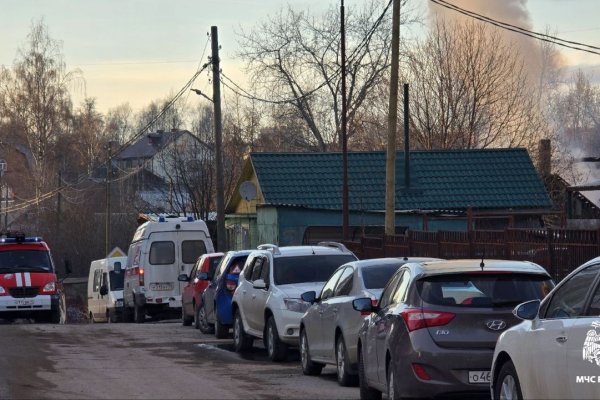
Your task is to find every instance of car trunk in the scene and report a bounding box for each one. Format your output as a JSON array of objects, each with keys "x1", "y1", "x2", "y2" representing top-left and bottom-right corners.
[{"x1": 416, "y1": 272, "x2": 552, "y2": 349}]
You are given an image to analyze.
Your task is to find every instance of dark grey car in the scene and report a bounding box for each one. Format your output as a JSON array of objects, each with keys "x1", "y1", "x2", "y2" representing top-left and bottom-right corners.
[{"x1": 353, "y1": 259, "x2": 554, "y2": 400}]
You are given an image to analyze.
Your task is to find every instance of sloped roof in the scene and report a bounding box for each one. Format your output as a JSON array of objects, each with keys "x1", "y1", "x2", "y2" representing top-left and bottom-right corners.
[
  {"x1": 248, "y1": 149, "x2": 552, "y2": 211},
  {"x1": 116, "y1": 130, "x2": 185, "y2": 160}
]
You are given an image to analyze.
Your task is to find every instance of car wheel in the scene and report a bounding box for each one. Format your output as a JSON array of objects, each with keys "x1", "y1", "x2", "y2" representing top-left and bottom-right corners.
[
  {"x1": 181, "y1": 303, "x2": 193, "y2": 326},
  {"x1": 122, "y1": 306, "x2": 133, "y2": 323},
  {"x1": 387, "y1": 359, "x2": 400, "y2": 400},
  {"x1": 494, "y1": 360, "x2": 523, "y2": 400},
  {"x1": 336, "y1": 335, "x2": 358, "y2": 386},
  {"x1": 265, "y1": 316, "x2": 288, "y2": 362},
  {"x1": 300, "y1": 328, "x2": 324, "y2": 376},
  {"x1": 193, "y1": 303, "x2": 200, "y2": 329},
  {"x1": 197, "y1": 303, "x2": 215, "y2": 334},
  {"x1": 233, "y1": 309, "x2": 253, "y2": 352},
  {"x1": 214, "y1": 306, "x2": 229, "y2": 339},
  {"x1": 51, "y1": 293, "x2": 67, "y2": 324},
  {"x1": 358, "y1": 346, "x2": 381, "y2": 400},
  {"x1": 133, "y1": 301, "x2": 145, "y2": 324},
  {"x1": 89, "y1": 312, "x2": 95, "y2": 323}
]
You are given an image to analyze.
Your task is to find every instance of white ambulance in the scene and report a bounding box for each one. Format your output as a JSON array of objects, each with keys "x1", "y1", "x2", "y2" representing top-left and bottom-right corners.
[
  {"x1": 123, "y1": 216, "x2": 214, "y2": 323},
  {"x1": 87, "y1": 256, "x2": 127, "y2": 322}
]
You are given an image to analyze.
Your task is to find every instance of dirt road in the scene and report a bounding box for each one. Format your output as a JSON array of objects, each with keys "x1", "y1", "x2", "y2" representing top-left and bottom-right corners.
[{"x1": 0, "y1": 320, "x2": 359, "y2": 399}]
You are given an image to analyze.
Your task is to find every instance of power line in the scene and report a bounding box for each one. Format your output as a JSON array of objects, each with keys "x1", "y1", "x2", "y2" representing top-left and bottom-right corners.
[
  {"x1": 220, "y1": 0, "x2": 394, "y2": 105},
  {"x1": 430, "y1": 0, "x2": 600, "y2": 56}
]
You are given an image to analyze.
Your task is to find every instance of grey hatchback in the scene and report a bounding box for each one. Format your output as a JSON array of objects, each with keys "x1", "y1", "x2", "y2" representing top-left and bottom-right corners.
[{"x1": 353, "y1": 259, "x2": 554, "y2": 400}]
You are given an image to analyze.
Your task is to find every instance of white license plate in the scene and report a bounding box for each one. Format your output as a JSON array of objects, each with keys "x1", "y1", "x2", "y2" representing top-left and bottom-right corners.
[
  {"x1": 150, "y1": 283, "x2": 173, "y2": 291},
  {"x1": 468, "y1": 370, "x2": 491, "y2": 384},
  {"x1": 15, "y1": 299, "x2": 34, "y2": 306}
]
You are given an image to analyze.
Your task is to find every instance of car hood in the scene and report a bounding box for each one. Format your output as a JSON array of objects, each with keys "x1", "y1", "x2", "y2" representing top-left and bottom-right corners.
[{"x1": 277, "y1": 282, "x2": 326, "y2": 298}]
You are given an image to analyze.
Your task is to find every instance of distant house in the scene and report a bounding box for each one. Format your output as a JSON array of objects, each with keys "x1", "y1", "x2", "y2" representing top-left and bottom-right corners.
[
  {"x1": 224, "y1": 149, "x2": 553, "y2": 249},
  {"x1": 114, "y1": 129, "x2": 213, "y2": 213}
]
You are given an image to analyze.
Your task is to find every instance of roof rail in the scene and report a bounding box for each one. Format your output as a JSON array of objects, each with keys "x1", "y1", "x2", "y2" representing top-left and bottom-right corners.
[
  {"x1": 317, "y1": 241, "x2": 350, "y2": 253},
  {"x1": 257, "y1": 243, "x2": 281, "y2": 255}
]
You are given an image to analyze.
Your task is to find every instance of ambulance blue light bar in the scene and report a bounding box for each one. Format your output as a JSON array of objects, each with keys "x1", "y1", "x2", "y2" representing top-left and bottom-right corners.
[{"x1": 0, "y1": 236, "x2": 43, "y2": 243}]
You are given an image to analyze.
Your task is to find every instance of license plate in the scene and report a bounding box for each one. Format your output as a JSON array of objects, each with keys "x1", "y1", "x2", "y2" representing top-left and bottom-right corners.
[
  {"x1": 468, "y1": 370, "x2": 491, "y2": 384},
  {"x1": 15, "y1": 299, "x2": 34, "y2": 306},
  {"x1": 150, "y1": 283, "x2": 173, "y2": 291}
]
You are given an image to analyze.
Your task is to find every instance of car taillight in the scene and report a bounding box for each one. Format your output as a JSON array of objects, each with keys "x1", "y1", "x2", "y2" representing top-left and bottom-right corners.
[
  {"x1": 400, "y1": 309, "x2": 455, "y2": 332},
  {"x1": 225, "y1": 279, "x2": 237, "y2": 292},
  {"x1": 139, "y1": 268, "x2": 145, "y2": 286}
]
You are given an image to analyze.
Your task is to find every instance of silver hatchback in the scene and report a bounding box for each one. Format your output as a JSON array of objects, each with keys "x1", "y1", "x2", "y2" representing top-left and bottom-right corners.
[{"x1": 299, "y1": 257, "x2": 438, "y2": 386}]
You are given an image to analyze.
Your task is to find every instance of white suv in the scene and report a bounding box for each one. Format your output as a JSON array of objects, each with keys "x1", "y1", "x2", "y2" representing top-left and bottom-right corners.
[{"x1": 232, "y1": 242, "x2": 357, "y2": 362}]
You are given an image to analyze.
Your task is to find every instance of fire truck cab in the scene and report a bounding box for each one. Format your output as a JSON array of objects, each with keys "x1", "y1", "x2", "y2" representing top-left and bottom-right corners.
[{"x1": 0, "y1": 233, "x2": 66, "y2": 323}]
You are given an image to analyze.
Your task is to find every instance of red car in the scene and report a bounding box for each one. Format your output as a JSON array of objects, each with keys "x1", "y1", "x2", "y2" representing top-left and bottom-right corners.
[{"x1": 179, "y1": 252, "x2": 224, "y2": 327}]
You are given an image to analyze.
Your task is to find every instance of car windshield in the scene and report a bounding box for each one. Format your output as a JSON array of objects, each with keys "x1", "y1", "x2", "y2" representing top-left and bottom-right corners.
[
  {"x1": 109, "y1": 270, "x2": 125, "y2": 290},
  {"x1": 273, "y1": 254, "x2": 356, "y2": 285},
  {"x1": 0, "y1": 250, "x2": 53, "y2": 272},
  {"x1": 362, "y1": 264, "x2": 403, "y2": 289},
  {"x1": 417, "y1": 273, "x2": 553, "y2": 308}
]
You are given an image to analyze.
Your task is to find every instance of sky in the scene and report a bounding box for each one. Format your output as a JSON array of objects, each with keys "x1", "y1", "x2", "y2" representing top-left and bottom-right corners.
[{"x1": 0, "y1": 0, "x2": 599, "y2": 114}]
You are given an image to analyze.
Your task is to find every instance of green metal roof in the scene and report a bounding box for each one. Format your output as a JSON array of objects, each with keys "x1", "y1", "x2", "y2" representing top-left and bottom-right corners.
[{"x1": 249, "y1": 149, "x2": 552, "y2": 211}]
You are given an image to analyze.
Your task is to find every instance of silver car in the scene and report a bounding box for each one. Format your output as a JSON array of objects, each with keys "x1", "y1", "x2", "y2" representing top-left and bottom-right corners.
[{"x1": 299, "y1": 257, "x2": 438, "y2": 386}]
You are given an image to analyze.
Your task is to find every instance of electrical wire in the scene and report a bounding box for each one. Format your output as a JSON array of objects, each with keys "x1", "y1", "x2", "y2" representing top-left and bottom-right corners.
[{"x1": 430, "y1": 0, "x2": 600, "y2": 56}]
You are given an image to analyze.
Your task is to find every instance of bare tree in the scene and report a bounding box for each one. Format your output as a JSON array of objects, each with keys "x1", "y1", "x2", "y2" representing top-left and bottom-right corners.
[
  {"x1": 403, "y1": 20, "x2": 543, "y2": 150},
  {"x1": 236, "y1": 0, "x2": 415, "y2": 151}
]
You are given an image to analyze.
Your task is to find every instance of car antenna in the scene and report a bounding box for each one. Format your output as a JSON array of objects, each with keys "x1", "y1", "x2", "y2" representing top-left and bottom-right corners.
[{"x1": 480, "y1": 248, "x2": 486, "y2": 271}]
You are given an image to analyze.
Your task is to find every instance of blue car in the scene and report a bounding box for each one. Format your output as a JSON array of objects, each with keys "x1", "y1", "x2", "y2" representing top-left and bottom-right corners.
[{"x1": 198, "y1": 250, "x2": 251, "y2": 338}]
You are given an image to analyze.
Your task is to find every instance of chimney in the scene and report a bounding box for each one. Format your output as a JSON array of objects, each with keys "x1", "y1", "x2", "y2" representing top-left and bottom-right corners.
[{"x1": 538, "y1": 139, "x2": 551, "y2": 180}]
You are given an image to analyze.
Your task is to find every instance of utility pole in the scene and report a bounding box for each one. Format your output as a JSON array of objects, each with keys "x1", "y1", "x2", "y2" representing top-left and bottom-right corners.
[
  {"x1": 56, "y1": 170, "x2": 62, "y2": 243},
  {"x1": 211, "y1": 26, "x2": 226, "y2": 252},
  {"x1": 385, "y1": 0, "x2": 401, "y2": 236},
  {"x1": 0, "y1": 159, "x2": 6, "y2": 232},
  {"x1": 105, "y1": 142, "x2": 113, "y2": 256},
  {"x1": 341, "y1": 0, "x2": 349, "y2": 240}
]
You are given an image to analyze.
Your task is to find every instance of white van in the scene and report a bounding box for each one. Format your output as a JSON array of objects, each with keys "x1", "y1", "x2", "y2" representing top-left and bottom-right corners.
[
  {"x1": 123, "y1": 216, "x2": 214, "y2": 323},
  {"x1": 87, "y1": 256, "x2": 127, "y2": 323}
]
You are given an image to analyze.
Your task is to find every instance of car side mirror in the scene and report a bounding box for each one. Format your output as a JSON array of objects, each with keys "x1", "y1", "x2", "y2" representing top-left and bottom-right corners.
[
  {"x1": 100, "y1": 285, "x2": 108, "y2": 296},
  {"x1": 253, "y1": 279, "x2": 268, "y2": 290},
  {"x1": 514, "y1": 299, "x2": 540, "y2": 320},
  {"x1": 301, "y1": 291, "x2": 317, "y2": 304},
  {"x1": 177, "y1": 273, "x2": 190, "y2": 282},
  {"x1": 353, "y1": 297, "x2": 375, "y2": 313},
  {"x1": 196, "y1": 272, "x2": 209, "y2": 281}
]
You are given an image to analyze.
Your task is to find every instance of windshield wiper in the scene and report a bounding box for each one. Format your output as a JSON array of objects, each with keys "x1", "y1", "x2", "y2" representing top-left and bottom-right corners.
[{"x1": 12, "y1": 265, "x2": 50, "y2": 272}]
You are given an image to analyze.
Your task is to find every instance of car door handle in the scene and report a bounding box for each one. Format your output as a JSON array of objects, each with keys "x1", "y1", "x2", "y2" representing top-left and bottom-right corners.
[
  {"x1": 252, "y1": 294, "x2": 256, "y2": 299},
  {"x1": 556, "y1": 336, "x2": 568, "y2": 343},
  {"x1": 242, "y1": 290, "x2": 247, "y2": 294},
  {"x1": 332, "y1": 308, "x2": 338, "y2": 313}
]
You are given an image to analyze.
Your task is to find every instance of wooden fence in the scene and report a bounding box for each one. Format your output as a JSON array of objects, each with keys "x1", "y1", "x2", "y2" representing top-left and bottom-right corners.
[{"x1": 343, "y1": 228, "x2": 600, "y2": 282}]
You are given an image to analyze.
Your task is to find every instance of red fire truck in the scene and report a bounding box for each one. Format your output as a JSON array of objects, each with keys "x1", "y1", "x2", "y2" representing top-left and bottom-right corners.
[{"x1": 0, "y1": 233, "x2": 66, "y2": 323}]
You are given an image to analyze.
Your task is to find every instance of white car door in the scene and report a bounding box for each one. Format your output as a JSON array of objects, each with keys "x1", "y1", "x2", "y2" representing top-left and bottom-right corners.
[{"x1": 532, "y1": 263, "x2": 600, "y2": 399}]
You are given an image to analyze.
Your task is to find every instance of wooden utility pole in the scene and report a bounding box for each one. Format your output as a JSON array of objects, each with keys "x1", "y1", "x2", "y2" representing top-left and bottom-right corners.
[
  {"x1": 56, "y1": 170, "x2": 62, "y2": 243},
  {"x1": 385, "y1": 0, "x2": 401, "y2": 236},
  {"x1": 341, "y1": 0, "x2": 349, "y2": 240},
  {"x1": 211, "y1": 26, "x2": 226, "y2": 252},
  {"x1": 105, "y1": 142, "x2": 113, "y2": 256}
]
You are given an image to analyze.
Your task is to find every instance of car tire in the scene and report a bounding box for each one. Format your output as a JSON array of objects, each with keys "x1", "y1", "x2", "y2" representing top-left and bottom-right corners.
[
  {"x1": 133, "y1": 301, "x2": 145, "y2": 324},
  {"x1": 233, "y1": 309, "x2": 253, "y2": 352},
  {"x1": 300, "y1": 328, "x2": 324, "y2": 376},
  {"x1": 50, "y1": 293, "x2": 67, "y2": 324},
  {"x1": 108, "y1": 309, "x2": 119, "y2": 323},
  {"x1": 494, "y1": 360, "x2": 523, "y2": 400},
  {"x1": 89, "y1": 312, "x2": 95, "y2": 323},
  {"x1": 122, "y1": 306, "x2": 133, "y2": 323},
  {"x1": 387, "y1": 359, "x2": 400, "y2": 400},
  {"x1": 193, "y1": 303, "x2": 201, "y2": 329},
  {"x1": 265, "y1": 316, "x2": 288, "y2": 362},
  {"x1": 182, "y1": 303, "x2": 193, "y2": 326},
  {"x1": 358, "y1": 346, "x2": 381, "y2": 400},
  {"x1": 214, "y1": 306, "x2": 229, "y2": 339},
  {"x1": 337, "y1": 335, "x2": 358, "y2": 387},
  {"x1": 197, "y1": 303, "x2": 215, "y2": 334}
]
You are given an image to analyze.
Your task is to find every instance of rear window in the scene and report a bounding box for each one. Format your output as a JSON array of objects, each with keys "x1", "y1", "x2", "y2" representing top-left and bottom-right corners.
[
  {"x1": 274, "y1": 254, "x2": 356, "y2": 285},
  {"x1": 182, "y1": 240, "x2": 207, "y2": 264},
  {"x1": 417, "y1": 273, "x2": 553, "y2": 308},
  {"x1": 362, "y1": 264, "x2": 403, "y2": 289},
  {"x1": 149, "y1": 241, "x2": 175, "y2": 265},
  {"x1": 0, "y1": 250, "x2": 53, "y2": 272},
  {"x1": 109, "y1": 270, "x2": 124, "y2": 290}
]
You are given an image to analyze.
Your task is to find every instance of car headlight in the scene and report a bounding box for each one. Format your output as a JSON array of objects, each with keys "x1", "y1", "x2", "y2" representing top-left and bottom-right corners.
[
  {"x1": 284, "y1": 298, "x2": 310, "y2": 313},
  {"x1": 42, "y1": 282, "x2": 56, "y2": 293}
]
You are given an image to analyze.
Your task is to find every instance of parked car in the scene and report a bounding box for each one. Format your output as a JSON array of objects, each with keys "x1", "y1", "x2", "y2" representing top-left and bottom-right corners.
[
  {"x1": 87, "y1": 256, "x2": 127, "y2": 323},
  {"x1": 352, "y1": 259, "x2": 554, "y2": 400},
  {"x1": 232, "y1": 242, "x2": 358, "y2": 362},
  {"x1": 179, "y1": 252, "x2": 224, "y2": 327},
  {"x1": 197, "y1": 250, "x2": 251, "y2": 337},
  {"x1": 491, "y1": 256, "x2": 600, "y2": 400},
  {"x1": 299, "y1": 257, "x2": 441, "y2": 386}
]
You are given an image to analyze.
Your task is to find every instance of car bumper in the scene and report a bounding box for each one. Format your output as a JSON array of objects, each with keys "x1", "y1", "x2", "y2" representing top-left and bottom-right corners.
[
  {"x1": 276, "y1": 309, "x2": 304, "y2": 346},
  {"x1": 0, "y1": 294, "x2": 53, "y2": 312},
  {"x1": 395, "y1": 332, "x2": 494, "y2": 398}
]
